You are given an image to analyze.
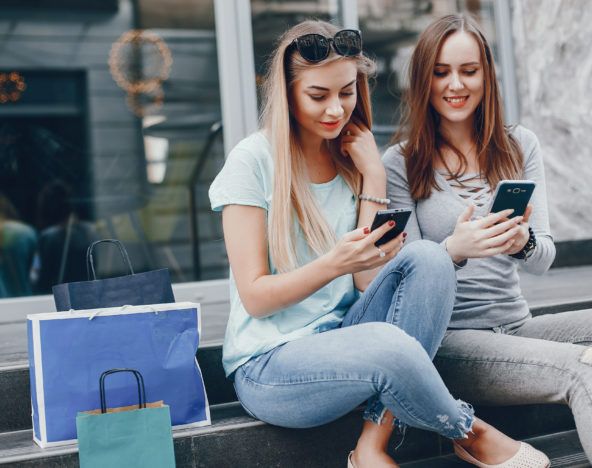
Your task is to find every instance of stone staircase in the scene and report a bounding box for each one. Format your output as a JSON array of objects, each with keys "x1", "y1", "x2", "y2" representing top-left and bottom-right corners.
[{"x1": 1, "y1": 266, "x2": 591, "y2": 467}]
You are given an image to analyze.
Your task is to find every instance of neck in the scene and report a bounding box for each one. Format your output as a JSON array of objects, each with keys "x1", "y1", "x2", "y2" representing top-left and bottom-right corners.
[
  {"x1": 298, "y1": 133, "x2": 326, "y2": 161},
  {"x1": 439, "y1": 119, "x2": 474, "y2": 152},
  {"x1": 295, "y1": 128, "x2": 336, "y2": 183}
]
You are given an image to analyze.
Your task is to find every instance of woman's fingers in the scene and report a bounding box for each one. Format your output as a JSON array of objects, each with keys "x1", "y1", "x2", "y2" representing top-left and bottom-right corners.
[
  {"x1": 476, "y1": 209, "x2": 514, "y2": 229},
  {"x1": 484, "y1": 225, "x2": 522, "y2": 249},
  {"x1": 484, "y1": 237, "x2": 516, "y2": 257},
  {"x1": 379, "y1": 230, "x2": 405, "y2": 253},
  {"x1": 365, "y1": 220, "x2": 396, "y2": 246},
  {"x1": 457, "y1": 204, "x2": 475, "y2": 224},
  {"x1": 483, "y1": 216, "x2": 522, "y2": 238},
  {"x1": 522, "y1": 204, "x2": 533, "y2": 223},
  {"x1": 343, "y1": 226, "x2": 371, "y2": 242}
]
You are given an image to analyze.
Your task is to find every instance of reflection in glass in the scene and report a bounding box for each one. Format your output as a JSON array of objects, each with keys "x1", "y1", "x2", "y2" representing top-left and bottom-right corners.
[{"x1": 0, "y1": 0, "x2": 227, "y2": 299}]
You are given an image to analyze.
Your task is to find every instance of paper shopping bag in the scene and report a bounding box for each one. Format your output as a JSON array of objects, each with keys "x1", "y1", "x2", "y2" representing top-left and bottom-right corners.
[
  {"x1": 52, "y1": 239, "x2": 175, "y2": 311},
  {"x1": 28, "y1": 302, "x2": 210, "y2": 447},
  {"x1": 76, "y1": 369, "x2": 176, "y2": 468}
]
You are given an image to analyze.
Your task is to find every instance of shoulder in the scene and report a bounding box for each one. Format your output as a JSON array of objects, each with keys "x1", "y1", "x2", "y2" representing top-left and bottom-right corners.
[
  {"x1": 508, "y1": 124, "x2": 540, "y2": 157},
  {"x1": 381, "y1": 142, "x2": 407, "y2": 173},
  {"x1": 227, "y1": 131, "x2": 273, "y2": 167}
]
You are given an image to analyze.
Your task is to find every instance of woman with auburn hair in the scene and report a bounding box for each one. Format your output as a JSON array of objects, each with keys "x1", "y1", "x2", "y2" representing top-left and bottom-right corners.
[
  {"x1": 385, "y1": 12, "x2": 590, "y2": 465},
  {"x1": 210, "y1": 19, "x2": 533, "y2": 468}
]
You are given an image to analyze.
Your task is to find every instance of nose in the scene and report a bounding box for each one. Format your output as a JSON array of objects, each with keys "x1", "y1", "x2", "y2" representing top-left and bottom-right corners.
[
  {"x1": 325, "y1": 97, "x2": 344, "y2": 119},
  {"x1": 448, "y1": 71, "x2": 464, "y2": 91}
]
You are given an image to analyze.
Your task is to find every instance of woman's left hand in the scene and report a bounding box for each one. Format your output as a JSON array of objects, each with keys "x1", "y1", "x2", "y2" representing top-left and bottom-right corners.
[
  {"x1": 502, "y1": 204, "x2": 533, "y2": 255},
  {"x1": 340, "y1": 121, "x2": 383, "y2": 177}
]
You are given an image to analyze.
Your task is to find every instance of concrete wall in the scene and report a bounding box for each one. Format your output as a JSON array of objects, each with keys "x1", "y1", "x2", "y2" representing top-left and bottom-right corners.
[{"x1": 512, "y1": 0, "x2": 592, "y2": 241}]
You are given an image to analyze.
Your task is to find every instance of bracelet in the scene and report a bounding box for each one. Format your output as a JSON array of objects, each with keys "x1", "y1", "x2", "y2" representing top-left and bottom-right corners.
[
  {"x1": 509, "y1": 226, "x2": 537, "y2": 260},
  {"x1": 359, "y1": 193, "x2": 391, "y2": 205}
]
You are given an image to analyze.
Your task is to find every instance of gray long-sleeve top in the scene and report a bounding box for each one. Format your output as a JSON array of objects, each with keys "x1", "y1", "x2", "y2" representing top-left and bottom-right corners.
[{"x1": 383, "y1": 125, "x2": 556, "y2": 329}]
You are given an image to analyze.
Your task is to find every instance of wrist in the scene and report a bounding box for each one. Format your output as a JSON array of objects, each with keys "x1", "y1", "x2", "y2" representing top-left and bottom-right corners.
[
  {"x1": 320, "y1": 249, "x2": 344, "y2": 279},
  {"x1": 510, "y1": 227, "x2": 536, "y2": 260},
  {"x1": 445, "y1": 236, "x2": 466, "y2": 265},
  {"x1": 361, "y1": 164, "x2": 386, "y2": 182}
]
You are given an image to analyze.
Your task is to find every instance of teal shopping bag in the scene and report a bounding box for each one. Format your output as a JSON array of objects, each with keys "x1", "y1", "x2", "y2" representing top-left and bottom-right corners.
[{"x1": 76, "y1": 369, "x2": 176, "y2": 468}]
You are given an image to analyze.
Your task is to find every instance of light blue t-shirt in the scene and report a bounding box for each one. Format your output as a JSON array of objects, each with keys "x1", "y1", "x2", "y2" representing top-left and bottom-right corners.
[{"x1": 209, "y1": 132, "x2": 358, "y2": 376}]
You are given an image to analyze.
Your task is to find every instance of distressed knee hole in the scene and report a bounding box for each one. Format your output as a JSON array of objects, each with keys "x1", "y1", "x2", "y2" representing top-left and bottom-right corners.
[{"x1": 579, "y1": 348, "x2": 592, "y2": 365}]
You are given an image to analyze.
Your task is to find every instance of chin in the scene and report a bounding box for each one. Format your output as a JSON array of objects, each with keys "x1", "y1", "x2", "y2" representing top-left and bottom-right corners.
[{"x1": 440, "y1": 111, "x2": 474, "y2": 124}]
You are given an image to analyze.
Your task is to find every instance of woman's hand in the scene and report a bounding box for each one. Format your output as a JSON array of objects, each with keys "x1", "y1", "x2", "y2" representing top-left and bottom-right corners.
[
  {"x1": 445, "y1": 205, "x2": 523, "y2": 264},
  {"x1": 502, "y1": 204, "x2": 533, "y2": 255},
  {"x1": 326, "y1": 221, "x2": 405, "y2": 276},
  {"x1": 340, "y1": 121, "x2": 383, "y2": 177}
]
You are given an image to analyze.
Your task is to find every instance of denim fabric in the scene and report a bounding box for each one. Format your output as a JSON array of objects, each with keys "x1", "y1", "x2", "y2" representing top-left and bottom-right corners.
[
  {"x1": 435, "y1": 308, "x2": 592, "y2": 459},
  {"x1": 233, "y1": 240, "x2": 475, "y2": 439}
]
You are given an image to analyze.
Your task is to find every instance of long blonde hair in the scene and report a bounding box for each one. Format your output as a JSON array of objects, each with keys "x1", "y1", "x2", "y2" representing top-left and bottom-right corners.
[
  {"x1": 261, "y1": 20, "x2": 376, "y2": 272},
  {"x1": 395, "y1": 14, "x2": 522, "y2": 200}
]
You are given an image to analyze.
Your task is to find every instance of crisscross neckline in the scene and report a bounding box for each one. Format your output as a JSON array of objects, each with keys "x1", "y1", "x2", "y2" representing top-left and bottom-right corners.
[{"x1": 436, "y1": 170, "x2": 492, "y2": 209}]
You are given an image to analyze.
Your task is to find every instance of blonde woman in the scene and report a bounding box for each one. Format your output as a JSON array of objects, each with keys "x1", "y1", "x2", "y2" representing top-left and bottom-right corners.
[{"x1": 210, "y1": 20, "x2": 527, "y2": 468}]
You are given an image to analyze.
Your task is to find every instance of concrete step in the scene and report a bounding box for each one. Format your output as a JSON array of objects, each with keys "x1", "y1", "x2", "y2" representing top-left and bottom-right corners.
[
  {"x1": 400, "y1": 430, "x2": 589, "y2": 468},
  {"x1": 0, "y1": 345, "x2": 236, "y2": 434},
  {"x1": 0, "y1": 339, "x2": 581, "y2": 439},
  {"x1": 0, "y1": 403, "x2": 586, "y2": 467}
]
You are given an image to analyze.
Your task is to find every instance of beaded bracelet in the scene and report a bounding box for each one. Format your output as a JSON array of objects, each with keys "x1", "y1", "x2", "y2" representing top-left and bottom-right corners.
[{"x1": 358, "y1": 194, "x2": 391, "y2": 205}]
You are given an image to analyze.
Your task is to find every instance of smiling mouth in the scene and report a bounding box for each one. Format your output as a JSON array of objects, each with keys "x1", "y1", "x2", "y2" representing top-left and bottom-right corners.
[
  {"x1": 444, "y1": 96, "x2": 469, "y2": 104},
  {"x1": 320, "y1": 121, "x2": 341, "y2": 128}
]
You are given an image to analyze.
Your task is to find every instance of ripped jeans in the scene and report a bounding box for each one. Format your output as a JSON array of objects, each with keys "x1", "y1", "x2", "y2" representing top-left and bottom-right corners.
[
  {"x1": 233, "y1": 240, "x2": 475, "y2": 440},
  {"x1": 435, "y1": 308, "x2": 592, "y2": 460}
]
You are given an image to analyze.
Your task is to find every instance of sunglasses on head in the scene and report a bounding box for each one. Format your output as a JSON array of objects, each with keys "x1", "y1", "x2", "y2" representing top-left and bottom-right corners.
[{"x1": 290, "y1": 29, "x2": 363, "y2": 63}]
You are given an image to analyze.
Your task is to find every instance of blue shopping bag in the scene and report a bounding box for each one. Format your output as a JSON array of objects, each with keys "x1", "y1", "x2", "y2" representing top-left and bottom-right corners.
[
  {"x1": 27, "y1": 302, "x2": 210, "y2": 448},
  {"x1": 52, "y1": 239, "x2": 175, "y2": 312},
  {"x1": 77, "y1": 369, "x2": 176, "y2": 468}
]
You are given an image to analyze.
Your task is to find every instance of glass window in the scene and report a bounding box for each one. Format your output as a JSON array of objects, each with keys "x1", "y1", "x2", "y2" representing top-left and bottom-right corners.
[
  {"x1": 0, "y1": 0, "x2": 227, "y2": 299},
  {"x1": 358, "y1": 0, "x2": 498, "y2": 147}
]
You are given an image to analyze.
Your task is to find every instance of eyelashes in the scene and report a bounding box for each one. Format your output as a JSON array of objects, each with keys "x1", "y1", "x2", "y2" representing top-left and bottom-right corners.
[
  {"x1": 433, "y1": 70, "x2": 478, "y2": 77},
  {"x1": 309, "y1": 92, "x2": 355, "y2": 101}
]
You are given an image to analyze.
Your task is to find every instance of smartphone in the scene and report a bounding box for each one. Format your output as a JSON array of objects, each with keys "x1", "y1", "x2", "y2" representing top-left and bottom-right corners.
[
  {"x1": 370, "y1": 209, "x2": 412, "y2": 246},
  {"x1": 488, "y1": 180, "x2": 536, "y2": 218}
]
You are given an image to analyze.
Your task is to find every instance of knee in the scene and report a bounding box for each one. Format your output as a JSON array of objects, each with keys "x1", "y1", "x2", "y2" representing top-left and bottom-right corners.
[
  {"x1": 359, "y1": 323, "x2": 431, "y2": 371},
  {"x1": 401, "y1": 240, "x2": 453, "y2": 272}
]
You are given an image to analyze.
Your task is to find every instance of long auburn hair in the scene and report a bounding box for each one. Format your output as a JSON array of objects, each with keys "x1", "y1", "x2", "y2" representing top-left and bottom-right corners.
[
  {"x1": 261, "y1": 20, "x2": 376, "y2": 273},
  {"x1": 395, "y1": 14, "x2": 522, "y2": 200}
]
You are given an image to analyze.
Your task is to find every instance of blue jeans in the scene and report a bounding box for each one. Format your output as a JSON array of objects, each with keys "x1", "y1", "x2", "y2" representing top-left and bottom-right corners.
[{"x1": 233, "y1": 240, "x2": 474, "y2": 439}]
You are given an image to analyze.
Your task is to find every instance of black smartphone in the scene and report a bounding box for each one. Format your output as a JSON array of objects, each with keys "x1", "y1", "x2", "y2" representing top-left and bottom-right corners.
[
  {"x1": 488, "y1": 180, "x2": 536, "y2": 218},
  {"x1": 370, "y1": 209, "x2": 412, "y2": 246}
]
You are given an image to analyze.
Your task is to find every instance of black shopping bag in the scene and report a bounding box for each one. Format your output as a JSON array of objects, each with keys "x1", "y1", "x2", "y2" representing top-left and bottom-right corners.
[{"x1": 52, "y1": 239, "x2": 175, "y2": 311}]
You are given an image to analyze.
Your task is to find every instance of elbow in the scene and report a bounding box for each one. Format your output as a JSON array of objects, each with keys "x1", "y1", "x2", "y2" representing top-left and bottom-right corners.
[
  {"x1": 241, "y1": 294, "x2": 275, "y2": 319},
  {"x1": 242, "y1": 300, "x2": 267, "y2": 319}
]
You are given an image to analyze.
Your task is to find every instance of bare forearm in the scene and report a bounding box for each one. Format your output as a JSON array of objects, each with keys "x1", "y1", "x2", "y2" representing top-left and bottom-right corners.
[
  {"x1": 354, "y1": 167, "x2": 387, "y2": 290},
  {"x1": 242, "y1": 253, "x2": 341, "y2": 318}
]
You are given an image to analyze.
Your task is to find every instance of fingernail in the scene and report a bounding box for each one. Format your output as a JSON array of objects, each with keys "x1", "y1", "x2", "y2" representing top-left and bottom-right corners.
[
  {"x1": 363, "y1": 227, "x2": 370, "y2": 234},
  {"x1": 403, "y1": 232, "x2": 407, "y2": 238},
  {"x1": 388, "y1": 220, "x2": 395, "y2": 227}
]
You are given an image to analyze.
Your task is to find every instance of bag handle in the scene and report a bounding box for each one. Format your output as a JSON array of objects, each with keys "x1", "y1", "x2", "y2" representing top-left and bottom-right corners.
[
  {"x1": 86, "y1": 239, "x2": 134, "y2": 280},
  {"x1": 99, "y1": 368, "x2": 146, "y2": 414}
]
